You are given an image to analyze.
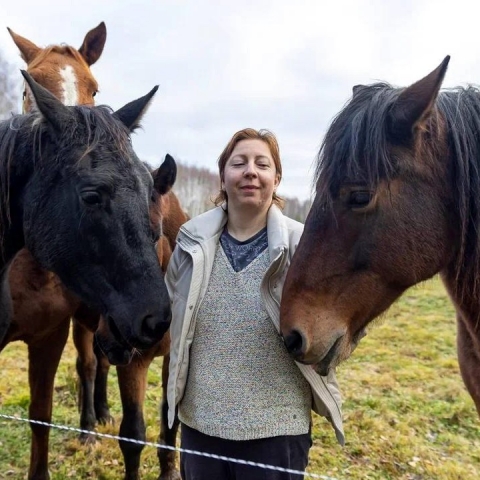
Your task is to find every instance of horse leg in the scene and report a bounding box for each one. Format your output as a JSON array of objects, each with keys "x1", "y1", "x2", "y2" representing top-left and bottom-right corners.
[
  {"x1": 117, "y1": 355, "x2": 152, "y2": 480},
  {"x1": 72, "y1": 319, "x2": 98, "y2": 444},
  {"x1": 457, "y1": 314, "x2": 480, "y2": 415},
  {"x1": 0, "y1": 268, "x2": 12, "y2": 343},
  {"x1": 157, "y1": 354, "x2": 180, "y2": 480},
  {"x1": 27, "y1": 319, "x2": 70, "y2": 480},
  {"x1": 93, "y1": 340, "x2": 113, "y2": 424}
]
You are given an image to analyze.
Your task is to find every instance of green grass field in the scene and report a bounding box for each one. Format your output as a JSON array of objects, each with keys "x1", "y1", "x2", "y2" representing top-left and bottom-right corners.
[{"x1": 0, "y1": 276, "x2": 479, "y2": 479}]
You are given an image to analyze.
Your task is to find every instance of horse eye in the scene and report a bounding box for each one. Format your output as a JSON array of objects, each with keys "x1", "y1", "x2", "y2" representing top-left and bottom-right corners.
[
  {"x1": 81, "y1": 191, "x2": 102, "y2": 205},
  {"x1": 92, "y1": 91, "x2": 97, "y2": 98},
  {"x1": 348, "y1": 190, "x2": 372, "y2": 209},
  {"x1": 23, "y1": 90, "x2": 26, "y2": 100}
]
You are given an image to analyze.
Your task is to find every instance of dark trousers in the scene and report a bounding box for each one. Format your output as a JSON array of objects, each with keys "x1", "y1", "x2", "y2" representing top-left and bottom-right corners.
[{"x1": 180, "y1": 423, "x2": 312, "y2": 480}]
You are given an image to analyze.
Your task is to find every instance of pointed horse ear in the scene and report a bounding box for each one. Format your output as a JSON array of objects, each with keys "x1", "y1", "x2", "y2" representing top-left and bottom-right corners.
[
  {"x1": 20, "y1": 70, "x2": 72, "y2": 132},
  {"x1": 388, "y1": 55, "x2": 450, "y2": 142},
  {"x1": 7, "y1": 27, "x2": 41, "y2": 64},
  {"x1": 114, "y1": 85, "x2": 159, "y2": 132},
  {"x1": 78, "y1": 21, "x2": 107, "y2": 66},
  {"x1": 154, "y1": 153, "x2": 177, "y2": 195},
  {"x1": 352, "y1": 84, "x2": 365, "y2": 97}
]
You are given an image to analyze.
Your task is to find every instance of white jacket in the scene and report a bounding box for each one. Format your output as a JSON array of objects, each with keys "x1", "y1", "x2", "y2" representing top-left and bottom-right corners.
[{"x1": 166, "y1": 204, "x2": 345, "y2": 445}]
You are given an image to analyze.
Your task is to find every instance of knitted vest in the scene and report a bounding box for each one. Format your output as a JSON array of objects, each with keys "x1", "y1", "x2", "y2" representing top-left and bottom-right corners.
[{"x1": 178, "y1": 245, "x2": 312, "y2": 440}]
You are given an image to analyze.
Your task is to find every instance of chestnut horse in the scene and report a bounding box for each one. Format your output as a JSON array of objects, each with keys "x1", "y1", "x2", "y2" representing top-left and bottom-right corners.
[
  {"x1": 280, "y1": 56, "x2": 480, "y2": 416},
  {"x1": 4, "y1": 26, "x2": 182, "y2": 480},
  {"x1": 7, "y1": 22, "x2": 106, "y2": 110}
]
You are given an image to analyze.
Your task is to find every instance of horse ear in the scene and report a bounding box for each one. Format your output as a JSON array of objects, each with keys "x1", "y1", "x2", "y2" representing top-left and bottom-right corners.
[
  {"x1": 388, "y1": 56, "x2": 450, "y2": 141},
  {"x1": 78, "y1": 22, "x2": 107, "y2": 66},
  {"x1": 7, "y1": 28, "x2": 41, "y2": 63},
  {"x1": 352, "y1": 84, "x2": 364, "y2": 97},
  {"x1": 114, "y1": 85, "x2": 159, "y2": 132},
  {"x1": 20, "y1": 70, "x2": 71, "y2": 131},
  {"x1": 154, "y1": 154, "x2": 177, "y2": 195}
]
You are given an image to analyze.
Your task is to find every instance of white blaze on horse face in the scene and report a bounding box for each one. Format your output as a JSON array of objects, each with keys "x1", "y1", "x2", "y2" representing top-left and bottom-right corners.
[{"x1": 59, "y1": 65, "x2": 79, "y2": 106}]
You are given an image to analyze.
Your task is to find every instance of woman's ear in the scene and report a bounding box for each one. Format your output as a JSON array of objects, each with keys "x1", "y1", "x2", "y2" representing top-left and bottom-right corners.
[{"x1": 274, "y1": 174, "x2": 281, "y2": 189}]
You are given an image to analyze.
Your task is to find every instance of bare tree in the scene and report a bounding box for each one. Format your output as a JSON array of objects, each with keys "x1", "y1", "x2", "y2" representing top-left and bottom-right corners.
[
  {"x1": 173, "y1": 161, "x2": 218, "y2": 217},
  {"x1": 0, "y1": 48, "x2": 20, "y2": 119}
]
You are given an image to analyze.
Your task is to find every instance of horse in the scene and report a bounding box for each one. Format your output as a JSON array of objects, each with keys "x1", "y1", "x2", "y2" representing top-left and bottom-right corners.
[
  {"x1": 4, "y1": 26, "x2": 182, "y2": 479},
  {"x1": 74, "y1": 174, "x2": 187, "y2": 480},
  {"x1": 280, "y1": 56, "x2": 480, "y2": 416},
  {"x1": 7, "y1": 21, "x2": 106, "y2": 110},
  {"x1": 1, "y1": 155, "x2": 179, "y2": 480},
  {"x1": 0, "y1": 70, "x2": 171, "y2": 352}
]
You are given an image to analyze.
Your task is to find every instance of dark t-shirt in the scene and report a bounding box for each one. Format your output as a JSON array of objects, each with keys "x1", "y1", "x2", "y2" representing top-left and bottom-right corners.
[{"x1": 220, "y1": 226, "x2": 268, "y2": 272}]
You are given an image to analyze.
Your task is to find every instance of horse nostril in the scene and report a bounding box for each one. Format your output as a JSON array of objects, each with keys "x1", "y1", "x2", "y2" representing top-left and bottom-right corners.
[
  {"x1": 283, "y1": 329, "x2": 306, "y2": 356},
  {"x1": 107, "y1": 315, "x2": 125, "y2": 344},
  {"x1": 141, "y1": 309, "x2": 171, "y2": 342}
]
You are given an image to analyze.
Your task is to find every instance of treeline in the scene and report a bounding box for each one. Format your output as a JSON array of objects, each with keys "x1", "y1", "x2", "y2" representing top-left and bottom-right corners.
[{"x1": 0, "y1": 49, "x2": 19, "y2": 119}]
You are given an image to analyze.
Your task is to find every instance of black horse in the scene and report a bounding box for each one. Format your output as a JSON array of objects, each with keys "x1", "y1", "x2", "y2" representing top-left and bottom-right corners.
[{"x1": 0, "y1": 71, "x2": 171, "y2": 361}]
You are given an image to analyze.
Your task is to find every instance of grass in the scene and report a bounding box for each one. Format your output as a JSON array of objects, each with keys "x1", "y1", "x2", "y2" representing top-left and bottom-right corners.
[{"x1": 0, "y1": 276, "x2": 479, "y2": 479}]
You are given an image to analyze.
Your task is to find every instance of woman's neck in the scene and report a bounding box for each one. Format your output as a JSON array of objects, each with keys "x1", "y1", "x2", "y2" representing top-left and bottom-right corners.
[{"x1": 226, "y1": 205, "x2": 270, "y2": 242}]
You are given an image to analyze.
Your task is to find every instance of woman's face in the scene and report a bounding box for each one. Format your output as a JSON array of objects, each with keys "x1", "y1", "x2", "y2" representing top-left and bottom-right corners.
[{"x1": 222, "y1": 139, "x2": 280, "y2": 214}]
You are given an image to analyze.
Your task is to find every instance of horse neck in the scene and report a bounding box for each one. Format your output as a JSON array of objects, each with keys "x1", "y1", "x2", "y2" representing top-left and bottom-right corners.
[{"x1": 440, "y1": 269, "x2": 480, "y2": 340}]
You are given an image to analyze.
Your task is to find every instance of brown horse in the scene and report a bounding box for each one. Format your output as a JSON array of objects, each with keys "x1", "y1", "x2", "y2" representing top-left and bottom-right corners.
[
  {"x1": 8, "y1": 22, "x2": 106, "y2": 110},
  {"x1": 280, "y1": 56, "x2": 480, "y2": 416},
  {"x1": 4, "y1": 26, "x2": 179, "y2": 479},
  {"x1": 74, "y1": 177, "x2": 187, "y2": 480}
]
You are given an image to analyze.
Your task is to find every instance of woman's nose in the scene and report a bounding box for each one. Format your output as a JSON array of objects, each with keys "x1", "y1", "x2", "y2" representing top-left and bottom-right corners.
[{"x1": 244, "y1": 161, "x2": 257, "y2": 176}]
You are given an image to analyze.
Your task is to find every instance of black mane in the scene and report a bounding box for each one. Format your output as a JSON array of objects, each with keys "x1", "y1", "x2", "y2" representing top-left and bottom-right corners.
[{"x1": 314, "y1": 83, "x2": 401, "y2": 200}]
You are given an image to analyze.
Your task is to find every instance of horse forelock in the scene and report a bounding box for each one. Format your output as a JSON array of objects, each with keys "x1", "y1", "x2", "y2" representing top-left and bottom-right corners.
[
  {"x1": 28, "y1": 45, "x2": 90, "y2": 71},
  {"x1": 314, "y1": 83, "x2": 401, "y2": 204},
  {"x1": 73, "y1": 105, "x2": 134, "y2": 165}
]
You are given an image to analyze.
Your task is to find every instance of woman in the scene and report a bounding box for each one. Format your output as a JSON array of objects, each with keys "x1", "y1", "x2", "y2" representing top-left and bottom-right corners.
[{"x1": 166, "y1": 128, "x2": 344, "y2": 480}]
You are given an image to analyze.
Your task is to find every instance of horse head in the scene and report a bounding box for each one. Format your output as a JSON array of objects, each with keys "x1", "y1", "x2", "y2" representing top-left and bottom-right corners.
[
  {"x1": 280, "y1": 56, "x2": 454, "y2": 375},
  {"x1": 8, "y1": 22, "x2": 106, "y2": 110},
  {"x1": 18, "y1": 72, "x2": 171, "y2": 357}
]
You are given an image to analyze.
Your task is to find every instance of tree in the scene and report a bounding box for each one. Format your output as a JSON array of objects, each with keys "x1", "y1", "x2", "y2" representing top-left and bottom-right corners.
[{"x1": 0, "y1": 48, "x2": 20, "y2": 119}]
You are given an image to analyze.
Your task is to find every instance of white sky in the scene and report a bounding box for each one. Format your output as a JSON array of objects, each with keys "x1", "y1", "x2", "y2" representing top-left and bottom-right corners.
[{"x1": 1, "y1": 0, "x2": 479, "y2": 200}]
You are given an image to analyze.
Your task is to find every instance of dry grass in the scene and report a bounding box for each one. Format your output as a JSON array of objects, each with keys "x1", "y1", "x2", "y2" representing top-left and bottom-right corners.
[{"x1": 0, "y1": 276, "x2": 479, "y2": 479}]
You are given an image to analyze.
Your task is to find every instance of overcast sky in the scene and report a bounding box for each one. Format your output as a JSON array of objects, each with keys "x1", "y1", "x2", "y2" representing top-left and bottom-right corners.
[{"x1": 0, "y1": 0, "x2": 479, "y2": 200}]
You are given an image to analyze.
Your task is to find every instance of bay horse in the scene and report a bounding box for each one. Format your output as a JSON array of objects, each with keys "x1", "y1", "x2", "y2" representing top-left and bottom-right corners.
[
  {"x1": 4, "y1": 26, "x2": 182, "y2": 479},
  {"x1": 280, "y1": 56, "x2": 480, "y2": 416}
]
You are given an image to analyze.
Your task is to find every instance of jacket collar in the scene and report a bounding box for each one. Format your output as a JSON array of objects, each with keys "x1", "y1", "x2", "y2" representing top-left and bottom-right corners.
[
  {"x1": 179, "y1": 204, "x2": 289, "y2": 260},
  {"x1": 266, "y1": 204, "x2": 289, "y2": 262}
]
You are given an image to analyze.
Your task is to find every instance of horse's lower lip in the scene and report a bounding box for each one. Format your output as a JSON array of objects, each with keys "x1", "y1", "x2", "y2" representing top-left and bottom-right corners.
[{"x1": 315, "y1": 335, "x2": 344, "y2": 376}]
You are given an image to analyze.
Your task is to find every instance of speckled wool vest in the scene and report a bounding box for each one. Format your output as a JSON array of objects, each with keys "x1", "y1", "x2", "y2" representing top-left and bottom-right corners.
[{"x1": 178, "y1": 244, "x2": 312, "y2": 440}]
